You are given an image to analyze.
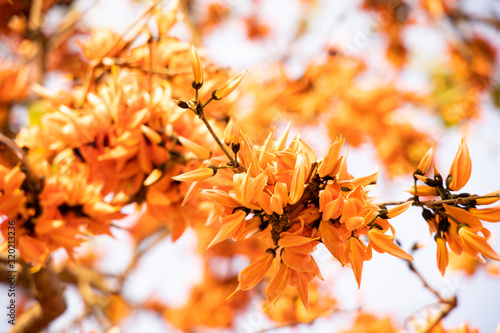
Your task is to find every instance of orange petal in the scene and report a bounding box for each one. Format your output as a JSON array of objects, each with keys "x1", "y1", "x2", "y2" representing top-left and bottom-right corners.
[
  {"x1": 386, "y1": 201, "x2": 413, "y2": 218},
  {"x1": 318, "y1": 136, "x2": 344, "y2": 178},
  {"x1": 294, "y1": 271, "x2": 310, "y2": 312},
  {"x1": 172, "y1": 167, "x2": 216, "y2": 182},
  {"x1": 458, "y1": 227, "x2": 500, "y2": 261},
  {"x1": 448, "y1": 137, "x2": 471, "y2": 191},
  {"x1": 278, "y1": 234, "x2": 317, "y2": 247},
  {"x1": 443, "y1": 204, "x2": 483, "y2": 231},
  {"x1": 190, "y1": 44, "x2": 204, "y2": 86},
  {"x1": 368, "y1": 229, "x2": 413, "y2": 260},
  {"x1": 469, "y1": 206, "x2": 500, "y2": 222},
  {"x1": 436, "y1": 237, "x2": 449, "y2": 276},
  {"x1": 229, "y1": 250, "x2": 275, "y2": 298},
  {"x1": 200, "y1": 189, "x2": 241, "y2": 208},
  {"x1": 266, "y1": 263, "x2": 290, "y2": 305},
  {"x1": 289, "y1": 155, "x2": 306, "y2": 205},
  {"x1": 214, "y1": 69, "x2": 248, "y2": 100},
  {"x1": 207, "y1": 210, "x2": 246, "y2": 249},
  {"x1": 416, "y1": 147, "x2": 433, "y2": 175}
]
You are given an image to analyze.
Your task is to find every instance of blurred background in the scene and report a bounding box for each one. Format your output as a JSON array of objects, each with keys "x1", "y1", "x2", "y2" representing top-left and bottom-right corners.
[{"x1": 1, "y1": 0, "x2": 500, "y2": 332}]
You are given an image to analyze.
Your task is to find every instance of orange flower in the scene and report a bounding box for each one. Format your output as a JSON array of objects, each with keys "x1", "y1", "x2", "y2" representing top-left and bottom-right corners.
[
  {"x1": 229, "y1": 249, "x2": 275, "y2": 297},
  {"x1": 447, "y1": 137, "x2": 471, "y2": 191},
  {"x1": 468, "y1": 206, "x2": 500, "y2": 222},
  {"x1": 281, "y1": 248, "x2": 322, "y2": 280},
  {"x1": 368, "y1": 227, "x2": 413, "y2": 260},
  {"x1": 288, "y1": 270, "x2": 311, "y2": 311},
  {"x1": 317, "y1": 136, "x2": 345, "y2": 178},
  {"x1": 190, "y1": 44, "x2": 204, "y2": 87},
  {"x1": 436, "y1": 236, "x2": 449, "y2": 276},
  {"x1": 385, "y1": 201, "x2": 413, "y2": 218},
  {"x1": 199, "y1": 189, "x2": 241, "y2": 208},
  {"x1": 405, "y1": 185, "x2": 439, "y2": 196},
  {"x1": 289, "y1": 155, "x2": 306, "y2": 204},
  {"x1": 415, "y1": 147, "x2": 433, "y2": 175},
  {"x1": 207, "y1": 210, "x2": 246, "y2": 248},
  {"x1": 475, "y1": 190, "x2": 500, "y2": 205},
  {"x1": 319, "y1": 219, "x2": 348, "y2": 264},
  {"x1": 153, "y1": 0, "x2": 179, "y2": 38},
  {"x1": 213, "y1": 69, "x2": 248, "y2": 100},
  {"x1": 266, "y1": 262, "x2": 290, "y2": 305},
  {"x1": 171, "y1": 167, "x2": 216, "y2": 182},
  {"x1": 319, "y1": 181, "x2": 344, "y2": 220},
  {"x1": 443, "y1": 204, "x2": 483, "y2": 231},
  {"x1": 345, "y1": 237, "x2": 372, "y2": 288},
  {"x1": 178, "y1": 135, "x2": 211, "y2": 160},
  {"x1": 458, "y1": 226, "x2": 500, "y2": 261},
  {"x1": 143, "y1": 169, "x2": 163, "y2": 186}
]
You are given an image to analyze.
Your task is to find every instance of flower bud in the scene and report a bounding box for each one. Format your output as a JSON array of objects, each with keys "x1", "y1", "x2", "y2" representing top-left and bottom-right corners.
[
  {"x1": 190, "y1": 44, "x2": 204, "y2": 89},
  {"x1": 213, "y1": 69, "x2": 248, "y2": 100}
]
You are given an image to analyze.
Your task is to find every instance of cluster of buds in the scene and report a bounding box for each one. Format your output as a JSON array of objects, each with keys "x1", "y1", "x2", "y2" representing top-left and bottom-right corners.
[{"x1": 408, "y1": 138, "x2": 500, "y2": 275}]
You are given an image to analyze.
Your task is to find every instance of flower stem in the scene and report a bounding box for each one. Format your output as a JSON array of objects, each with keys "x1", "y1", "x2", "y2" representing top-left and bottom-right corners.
[
  {"x1": 379, "y1": 193, "x2": 500, "y2": 208},
  {"x1": 198, "y1": 111, "x2": 237, "y2": 166}
]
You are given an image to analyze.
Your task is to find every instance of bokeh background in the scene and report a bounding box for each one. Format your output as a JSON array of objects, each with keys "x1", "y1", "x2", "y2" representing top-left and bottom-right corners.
[{"x1": 1, "y1": 0, "x2": 500, "y2": 332}]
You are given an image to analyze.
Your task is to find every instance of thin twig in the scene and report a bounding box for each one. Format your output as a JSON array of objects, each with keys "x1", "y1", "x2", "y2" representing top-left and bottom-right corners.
[
  {"x1": 406, "y1": 260, "x2": 444, "y2": 302},
  {"x1": 380, "y1": 193, "x2": 500, "y2": 208},
  {"x1": 404, "y1": 247, "x2": 458, "y2": 333},
  {"x1": 198, "y1": 111, "x2": 237, "y2": 167},
  {"x1": 77, "y1": 0, "x2": 162, "y2": 106}
]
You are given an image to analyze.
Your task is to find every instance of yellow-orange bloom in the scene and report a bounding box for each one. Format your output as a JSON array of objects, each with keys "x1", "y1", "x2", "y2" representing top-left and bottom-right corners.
[
  {"x1": 213, "y1": 69, "x2": 248, "y2": 100},
  {"x1": 199, "y1": 189, "x2": 241, "y2": 208},
  {"x1": 458, "y1": 227, "x2": 500, "y2": 261},
  {"x1": 436, "y1": 236, "x2": 449, "y2": 276},
  {"x1": 319, "y1": 220, "x2": 346, "y2": 264},
  {"x1": 289, "y1": 155, "x2": 306, "y2": 205},
  {"x1": 368, "y1": 228, "x2": 413, "y2": 260},
  {"x1": 190, "y1": 44, "x2": 204, "y2": 87},
  {"x1": 140, "y1": 125, "x2": 163, "y2": 144},
  {"x1": 386, "y1": 201, "x2": 413, "y2": 218},
  {"x1": 404, "y1": 185, "x2": 439, "y2": 196},
  {"x1": 229, "y1": 249, "x2": 275, "y2": 297},
  {"x1": 448, "y1": 137, "x2": 471, "y2": 191},
  {"x1": 208, "y1": 210, "x2": 246, "y2": 248},
  {"x1": 171, "y1": 167, "x2": 216, "y2": 182},
  {"x1": 143, "y1": 169, "x2": 163, "y2": 186},
  {"x1": 443, "y1": 204, "x2": 483, "y2": 231},
  {"x1": 475, "y1": 190, "x2": 500, "y2": 205},
  {"x1": 345, "y1": 237, "x2": 371, "y2": 288},
  {"x1": 178, "y1": 136, "x2": 211, "y2": 160},
  {"x1": 266, "y1": 263, "x2": 290, "y2": 305},
  {"x1": 317, "y1": 136, "x2": 345, "y2": 178},
  {"x1": 415, "y1": 147, "x2": 433, "y2": 175},
  {"x1": 468, "y1": 206, "x2": 500, "y2": 222}
]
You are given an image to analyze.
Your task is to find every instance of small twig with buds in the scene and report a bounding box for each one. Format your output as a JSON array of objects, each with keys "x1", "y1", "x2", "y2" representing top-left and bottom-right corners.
[
  {"x1": 380, "y1": 193, "x2": 500, "y2": 208},
  {"x1": 174, "y1": 45, "x2": 247, "y2": 172}
]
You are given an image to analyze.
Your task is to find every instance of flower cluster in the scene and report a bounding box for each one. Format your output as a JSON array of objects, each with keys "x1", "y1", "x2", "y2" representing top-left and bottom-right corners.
[
  {"x1": 175, "y1": 121, "x2": 413, "y2": 308},
  {"x1": 0, "y1": 35, "x2": 234, "y2": 266},
  {"x1": 408, "y1": 138, "x2": 500, "y2": 275}
]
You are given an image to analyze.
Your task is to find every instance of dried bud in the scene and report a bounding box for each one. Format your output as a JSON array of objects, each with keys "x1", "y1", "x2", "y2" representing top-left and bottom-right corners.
[{"x1": 173, "y1": 99, "x2": 189, "y2": 109}]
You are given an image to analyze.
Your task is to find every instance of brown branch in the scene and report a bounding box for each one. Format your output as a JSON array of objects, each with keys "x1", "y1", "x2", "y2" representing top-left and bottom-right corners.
[
  {"x1": 77, "y1": 0, "x2": 162, "y2": 107},
  {"x1": 407, "y1": 260, "x2": 444, "y2": 302},
  {"x1": 12, "y1": 260, "x2": 67, "y2": 333},
  {"x1": 379, "y1": 193, "x2": 500, "y2": 208},
  {"x1": 405, "y1": 249, "x2": 458, "y2": 333},
  {"x1": 0, "y1": 133, "x2": 43, "y2": 193}
]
